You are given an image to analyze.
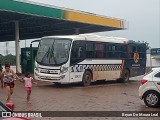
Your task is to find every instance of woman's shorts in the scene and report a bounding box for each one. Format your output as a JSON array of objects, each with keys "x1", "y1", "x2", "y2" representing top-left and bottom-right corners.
[
  {"x1": 4, "y1": 82, "x2": 15, "y2": 88},
  {"x1": 25, "y1": 87, "x2": 32, "y2": 91}
]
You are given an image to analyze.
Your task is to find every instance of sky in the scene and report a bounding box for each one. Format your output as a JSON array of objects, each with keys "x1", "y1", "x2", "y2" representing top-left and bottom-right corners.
[{"x1": 0, "y1": 0, "x2": 159, "y2": 55}]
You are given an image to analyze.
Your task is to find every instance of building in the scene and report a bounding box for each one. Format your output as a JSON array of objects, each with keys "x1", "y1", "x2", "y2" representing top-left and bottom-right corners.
[{"x1": 146, "y1": 48, "x2": 160, "y2": 71}]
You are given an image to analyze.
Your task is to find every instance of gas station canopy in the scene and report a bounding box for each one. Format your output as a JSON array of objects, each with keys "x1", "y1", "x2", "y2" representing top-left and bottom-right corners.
[{"x1": 0, "y1": 0, "x2": 125, "y2": 42}]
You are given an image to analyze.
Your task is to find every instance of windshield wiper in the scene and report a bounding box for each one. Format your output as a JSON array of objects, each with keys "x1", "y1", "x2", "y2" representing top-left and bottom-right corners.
[
  {"x1": 40, "y1": 47, "x2": 51, "y2": 63},
  {"x1": 48, "y1": 40, "x2": 57, "y2": 64}
]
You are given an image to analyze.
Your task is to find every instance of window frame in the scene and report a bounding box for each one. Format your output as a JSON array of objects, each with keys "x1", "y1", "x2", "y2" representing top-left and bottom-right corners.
[
  {"x1": 154, "y1": 72, "x2": 160, "y2": 78},
  {"x1": 127, "y1": 44, "x2": 146, "y2": 59},
  {"x1": 95, "y1": 42, "x2": 105, "y2": 58},
  {"x1": 105, "y1": 43, "x2": 126, "y2": 59},
  {"x1": 86, "y1": 41, "x2": 96, "y2": 59}
]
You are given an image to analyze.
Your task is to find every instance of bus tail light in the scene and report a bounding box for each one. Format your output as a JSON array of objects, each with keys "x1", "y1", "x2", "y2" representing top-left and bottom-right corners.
[
  {"x1": 141, "y1": 79, "x2": 148, "y2": 85},
  {"x1": 120, "y1": 59, "x2": 125, "y2": 75}
]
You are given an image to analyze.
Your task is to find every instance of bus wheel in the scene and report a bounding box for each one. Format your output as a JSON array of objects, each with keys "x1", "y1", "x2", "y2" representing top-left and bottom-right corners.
[
  {"x1": 122, "y1": 69, "x2": 130, "y2": 83},
  {"x1": 82, "y1": 71, "x2": 92, "y2": 86},
  {"x1": 117, "y1": 69, "x2": 130, "y2": 83}
]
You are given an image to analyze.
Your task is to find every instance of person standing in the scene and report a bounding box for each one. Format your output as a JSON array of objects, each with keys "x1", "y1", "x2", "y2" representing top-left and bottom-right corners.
[
  {"x1": 20, "y1": 72, "x2": 37, "y2": 103},
  {"x1": 0, "y1": 64, "x2": 3, "y2": 88},
  {"x1": 0, "y1": 64, "x2": 2, "y2": 72},
  {"x1": 1, "y1": 64, "x2": 20, "y2": 102}
]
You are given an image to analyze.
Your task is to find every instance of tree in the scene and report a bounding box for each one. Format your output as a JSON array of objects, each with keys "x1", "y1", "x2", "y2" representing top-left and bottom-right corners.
[
  {"x1": 0, "y1": 54, "x2": 16, "y2": 65},
  {"x1": 144, "y1": 41, "x2": 150, "y2": 50},
  {"x1": 138, "y1": 41, "x2": 150, "y2": 50},
  {"x1": 0, "y1": 54, "x2": 3, "y2": 64}
]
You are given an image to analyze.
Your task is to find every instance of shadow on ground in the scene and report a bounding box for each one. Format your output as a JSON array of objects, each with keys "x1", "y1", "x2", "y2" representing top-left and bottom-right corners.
[{"x1": 37, "y1": 80, "x2": 137, "y2": 89}]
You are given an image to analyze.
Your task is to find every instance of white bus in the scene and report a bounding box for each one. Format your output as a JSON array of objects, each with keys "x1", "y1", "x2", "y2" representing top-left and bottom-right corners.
[{"x1": 34, "y1": 34, "x2": 146, "y2": 86}]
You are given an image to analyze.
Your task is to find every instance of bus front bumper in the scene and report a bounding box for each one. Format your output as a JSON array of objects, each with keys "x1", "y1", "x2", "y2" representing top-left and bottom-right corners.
[{"x1": 34, "y1": 71, "x2": 66, "y2": 82}]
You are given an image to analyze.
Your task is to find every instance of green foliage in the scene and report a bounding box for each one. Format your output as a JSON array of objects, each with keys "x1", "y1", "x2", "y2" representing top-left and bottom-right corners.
[
  {"x1": 0, "y1": 54, "x2": 16, "y2": 65},
  {"x1": 138, "y1": 41, "x2": 150, "y2": 50},
  {"x1": 0, "y1": 54, "x2": 3, "y2": 64},
  {"x1": 144, "y1": 41, "x2": 150, "y2": 50}
]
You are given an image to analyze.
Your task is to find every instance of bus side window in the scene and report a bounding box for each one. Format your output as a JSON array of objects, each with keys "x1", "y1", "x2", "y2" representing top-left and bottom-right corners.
[
  {"x1": 115, "y1": 44, "x2": 122, "y2": 58},
  {"x1": 96, "y1": 43, "x2": 105, "y2": 58},
  {"x1": 105, "y1": 43, "x2": 111, "y2": 58},
  {"x1": 127, "y1": 46, "x2": 130, "y2": 58},
  {"x1": 137, "y1": 44, "x2": 146, "y2": 59},
  {"x1": 110, "y1": 45, "x2": 116, "y2": 58},
  {"x1": 106, "y1": 44, "x2": 122, "y2": 59},
  {"x1": 86, "y1": 42, "x2": 95, "y2": 58},
  {"x1": 121, "y1": 45, "x2": 127, "y2": 58},
  {"x1": 78, "y1": 47, "x2": 82, "y2": 58},
  {"x1": 127, "y1": 45, "x2": 136, "y2": 58}
]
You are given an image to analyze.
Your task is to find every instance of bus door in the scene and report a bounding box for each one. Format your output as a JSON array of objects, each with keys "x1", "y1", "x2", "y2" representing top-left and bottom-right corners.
[
  {"x1": 124, "y1": 44, "x2": 137, "y2": 77},
  {"x1": 70, "y1": 41, "x2": 86, "y2": 82},
  {"x1": 126, "y1": 44, "x2": 146, "y2": 77},
  {"x1": 136, "y1": 44, "x2": 146, "y2": 75}
]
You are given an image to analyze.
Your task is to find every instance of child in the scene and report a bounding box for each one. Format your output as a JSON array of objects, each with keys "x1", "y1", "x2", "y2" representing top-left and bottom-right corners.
[{"x1": 21, "y1": 72, "x2": 37, "y2": 103}]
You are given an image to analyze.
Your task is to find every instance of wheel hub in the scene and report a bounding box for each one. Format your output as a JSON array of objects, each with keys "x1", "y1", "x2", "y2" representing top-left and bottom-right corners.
[
  {"x1": 146, "y1": 94, "x2": 158, "y2": 106},
  {"x1": 85, "y1": 75, "x2": 90, "y2": 82}
]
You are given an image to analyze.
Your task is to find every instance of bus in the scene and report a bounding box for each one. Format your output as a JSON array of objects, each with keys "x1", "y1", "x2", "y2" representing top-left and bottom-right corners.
[{"x1": 34, "y1": 34, "x2": 146, "y2": 86}]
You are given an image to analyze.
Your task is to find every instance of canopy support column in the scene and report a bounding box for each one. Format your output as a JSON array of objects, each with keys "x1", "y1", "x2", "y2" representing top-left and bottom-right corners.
[{"x1": 15, "y1": 21, "x2": 21, "y2": 73}]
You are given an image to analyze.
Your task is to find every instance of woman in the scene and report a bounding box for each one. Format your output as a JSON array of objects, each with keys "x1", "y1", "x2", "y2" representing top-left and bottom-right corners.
[
  {"x1": 0, "y1": 64, "x2": 3, "y2": 88},
  {"x1": 1, "y1": 64, "x2": 20, "y2": 102}
]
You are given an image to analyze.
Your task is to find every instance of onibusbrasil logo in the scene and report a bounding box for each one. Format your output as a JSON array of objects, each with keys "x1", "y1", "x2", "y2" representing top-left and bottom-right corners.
[{"x1": 2, "y1": 112, "x2": 42, "y2": 118}]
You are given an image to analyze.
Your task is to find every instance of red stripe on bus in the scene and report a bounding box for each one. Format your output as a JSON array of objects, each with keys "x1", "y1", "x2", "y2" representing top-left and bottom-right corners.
[{"x1": 120, "y1": 59, "x2": 125, "y2": 75}]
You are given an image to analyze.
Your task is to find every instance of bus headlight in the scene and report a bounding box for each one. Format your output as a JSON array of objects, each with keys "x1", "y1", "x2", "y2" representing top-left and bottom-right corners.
[
  {"x1": 34, "y1": 72, "x2": 39, "y2": 77},
  {"x1": 60, "y1": 67, "x2": 68, "y2": 74},
  {"x1": 34, "y1": 64, "x2": 39, "y2": 72},
  {"x1": 35, "y1": 66, "x2": 38, "y2": 71},
  {"x1": 60, "y1": 75, "x2": 65, "y2": 80}
]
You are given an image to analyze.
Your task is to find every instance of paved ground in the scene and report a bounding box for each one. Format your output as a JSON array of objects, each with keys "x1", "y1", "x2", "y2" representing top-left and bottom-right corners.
[{"x1": 0, "y1": 77, "x2": 160, "y2": 120}]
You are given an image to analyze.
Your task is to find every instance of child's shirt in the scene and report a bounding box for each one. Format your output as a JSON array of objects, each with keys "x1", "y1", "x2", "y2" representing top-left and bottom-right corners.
[{"x1": 23, "y1": 77, "x2": 33, "y2": 87}]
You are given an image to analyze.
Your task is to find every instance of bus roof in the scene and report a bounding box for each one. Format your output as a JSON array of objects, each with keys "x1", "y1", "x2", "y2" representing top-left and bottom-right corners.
[{"x1": 42, "y1": 34, "x2": 129, "y2": 44}]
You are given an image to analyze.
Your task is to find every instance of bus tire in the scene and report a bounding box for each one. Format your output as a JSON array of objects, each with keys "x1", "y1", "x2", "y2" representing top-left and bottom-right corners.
[
  {"x1": 82, "y1": 71, "x2": 92, "y2": 86},
  {"x1": 118, "y1": 69, "x2": 130, "y2": 83}
]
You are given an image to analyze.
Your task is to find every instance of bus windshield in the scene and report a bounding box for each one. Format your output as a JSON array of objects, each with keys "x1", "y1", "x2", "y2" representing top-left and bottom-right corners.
[{"x1": 36, "y1": 38, "x2": 72, "y2": 66}]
